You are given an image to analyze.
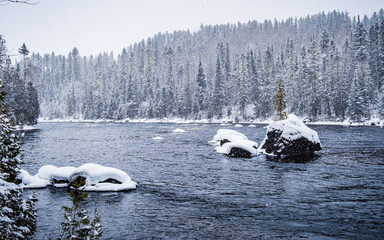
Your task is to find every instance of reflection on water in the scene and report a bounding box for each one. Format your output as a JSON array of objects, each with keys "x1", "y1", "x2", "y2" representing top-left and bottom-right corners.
[
  {"x1": 266, "y1": 154, "x2": 320, "y2": 163},
  {"x1": 22, "y1": 123, "x2": 384, "y2": 239}
]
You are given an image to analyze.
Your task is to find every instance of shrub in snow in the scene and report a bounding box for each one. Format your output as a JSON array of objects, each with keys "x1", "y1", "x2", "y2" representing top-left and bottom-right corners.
[
  {"x1": 210, "y1": 129, "x2": 258, "y2": 158},
  {"x1": 259, "y1": 114, "x2": 322, "y2": 157}
]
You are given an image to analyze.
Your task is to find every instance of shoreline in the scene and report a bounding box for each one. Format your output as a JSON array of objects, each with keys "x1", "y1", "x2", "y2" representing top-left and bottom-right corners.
[{"x1": 37, "y1": 117, "x2": 384, "y2": 127}]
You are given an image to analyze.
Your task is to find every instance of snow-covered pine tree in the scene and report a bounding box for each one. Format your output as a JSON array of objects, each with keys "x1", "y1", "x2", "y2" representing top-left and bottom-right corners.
[
  {"x1": 1, "y1": 41, "x2": 37, "y2": 238},
  {"x1": 212, "y1": 55, "x2": 225, "y2": 118},
  {"x1": 348, "y1": 16, "x2": 372, "y2": 122},
  {"x1": 234, "y1": 54, "x2": 249, "y2": 120},
  {"x1": 258, "y1": 45, "x2": 275, "y2": 119},
  {"x1": 306, "y1": 36, "x2": 321, "y2": 121},
  {"x1": 195, "y1": 59, "x2": 207, "y2": 113}
]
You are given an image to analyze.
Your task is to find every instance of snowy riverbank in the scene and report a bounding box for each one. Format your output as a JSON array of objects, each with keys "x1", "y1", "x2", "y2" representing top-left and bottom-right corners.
[{"x1": 38, "y1": 117, "x2": 384, "y2": 127}]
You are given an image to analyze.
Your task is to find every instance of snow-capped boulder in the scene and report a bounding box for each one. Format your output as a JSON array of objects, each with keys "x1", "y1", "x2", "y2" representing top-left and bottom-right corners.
[
  {"x1": 215, "y1": 140, "x2": 258, "y2": 158},
  {"x1": 210, "y1": 129, "x2": 258, "y2": 158},
  {"x1": 67, "y1": 163, "x2": 137, "y2": 191},
  {"x1": 19, "y1": 169, "x2": 49, "y2": 188},
  {"x1": 210, "y1": 129, "x2": 249, "y2": 146},
  {"x1": 259, "y1": 114, "x2": 322, "y2": 157},
  {"x1": 19, "y1": 163, "x2": 137, "y2": 191},
  {"x1": 37, "y1": 165, "x2": 76, "y2": 186}
]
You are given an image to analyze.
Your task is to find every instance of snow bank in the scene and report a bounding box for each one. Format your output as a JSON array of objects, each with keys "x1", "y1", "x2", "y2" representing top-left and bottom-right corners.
[
  {"x1": 15, "y1": 125, "x2": 38, "y2": 131},
  {"x1": 19, "y1": 163, "x2": 137, "y2": 191}
]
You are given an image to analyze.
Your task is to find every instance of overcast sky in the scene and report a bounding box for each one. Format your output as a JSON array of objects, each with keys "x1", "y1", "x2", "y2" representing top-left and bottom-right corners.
[{"x1": 0, "y1": 0, "x2": 383, "y2": 57}]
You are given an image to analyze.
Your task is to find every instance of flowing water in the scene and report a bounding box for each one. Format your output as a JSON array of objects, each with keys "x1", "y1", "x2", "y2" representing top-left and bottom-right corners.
[{"x1": 21, "y1": 122, "x2": 384, "y2": 239}]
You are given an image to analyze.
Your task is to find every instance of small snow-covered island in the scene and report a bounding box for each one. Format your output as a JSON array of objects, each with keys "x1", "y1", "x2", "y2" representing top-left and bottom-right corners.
[
  {"x1": 259, "y1": 114, "x2": 322, "y2": 158},
  {"x1": 209, "y1": 129, "x2": 259, "y2": 158},
  {"x1": 210, "y1": 114, "x2": 322, "y2": 159},
  {"x1": 20, "y1": 163, "x2": 137, "y2": 191}
]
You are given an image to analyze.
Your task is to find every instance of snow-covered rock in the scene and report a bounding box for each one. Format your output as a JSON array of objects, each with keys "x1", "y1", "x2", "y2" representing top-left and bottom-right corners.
[
  {"x1": 19, "y1": 169, "x2": 49, "y2": 188},
  {"x1": 67, "y1": 163, "x2": 137, "y2": 191},
  {"x1": 259, "y1": 114, "x2": 322, "y2": 157},
  {"x1": 172, "y1": 128, "x2": 185, "y2": 133},
  {"x1": 215, "y1": 140, "x2": 258, "y2": 158},
  {"x1": 19, "y1": 163, "x2": 137, "y2": 191},
  {"x1": 210, "y1": 129, "x2": 258, "y2": 158},
  {"x1": 210, "y1": 129, "x2": 248, "y2": 146},
  {"x1": 37, "y1": 165, "x2": 76, "y2": 186}
]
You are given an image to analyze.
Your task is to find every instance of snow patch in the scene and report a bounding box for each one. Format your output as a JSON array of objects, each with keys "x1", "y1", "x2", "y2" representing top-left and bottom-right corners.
[
  {"x1": 152, "y1": 136, "x2": 163, "y2": 140},
  {"x1": 172, "y1": 128, "x2": 185, "y2": 133}
]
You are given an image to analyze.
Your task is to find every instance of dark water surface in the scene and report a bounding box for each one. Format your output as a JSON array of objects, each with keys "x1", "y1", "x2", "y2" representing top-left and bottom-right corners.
[{"x1": 22, "y1": 122, "x2": 384, "y2": 239}]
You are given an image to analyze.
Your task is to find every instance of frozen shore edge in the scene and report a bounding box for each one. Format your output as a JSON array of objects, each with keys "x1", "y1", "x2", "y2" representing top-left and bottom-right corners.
[{"x1": 37, "y1": 117, "x2": 384, "y2": 127}]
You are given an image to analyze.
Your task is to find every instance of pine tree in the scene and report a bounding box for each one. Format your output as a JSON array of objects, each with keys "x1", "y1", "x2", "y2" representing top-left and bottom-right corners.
[
  {"x1": 59, "y1": 181, "x2": 101, "y2": 240},
  {"x1": 212, "y1": 55, "x2": 225, "y2": 118},
  {"x1": 1, "y1": 46, "x2": 37, "y2": 238},
  {"x1": 25, "y1": 82, "x2": 39, "y2": 125},
  {"x1": 306, "y1": 37, "x2": 321, "y2": 121},
  {"x1": 235, "y1": 54, "x2": 249, "y2": 120},
  {"x1": 195, "y1": 59, "x2": 206, "y2": 111},
  {"x1": 348, "y1": 16, "x2": 371, "y2": 121},
  {"x1": 18, "y1": 43, "x2": 29, "y2": 82},
  {"x1": 258, "y1": 45, "x2": 275, "y2": 119},
  {"x1": 273, "y1": 80, "x2": 287, "y2": 120}
]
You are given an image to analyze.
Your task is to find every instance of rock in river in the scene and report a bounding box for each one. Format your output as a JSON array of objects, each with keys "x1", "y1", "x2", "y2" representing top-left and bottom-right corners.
[{"x1": 259, "y1": 114, "x2": 322, "y2": 157}]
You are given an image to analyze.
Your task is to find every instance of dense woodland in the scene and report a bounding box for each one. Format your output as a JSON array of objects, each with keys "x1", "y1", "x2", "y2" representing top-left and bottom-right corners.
[
  {"x1": 0, "y1": 38, "x2": 39, "y2": 126},
  {"x1": 20, "y1": 10, "x2": 384, "y2": 122}
]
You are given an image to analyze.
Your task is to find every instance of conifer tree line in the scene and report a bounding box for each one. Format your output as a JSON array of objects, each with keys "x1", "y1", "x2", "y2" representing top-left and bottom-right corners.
[
  {"x1": 0, "y1": 37, "x2": 40, "y2": 126},
  {"x1": 26, "y1": 10, "x2": 384, "y2": 122}
]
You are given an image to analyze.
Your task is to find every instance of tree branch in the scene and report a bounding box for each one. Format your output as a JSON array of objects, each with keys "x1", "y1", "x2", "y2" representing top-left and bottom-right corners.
[{"x1": 0, "y1": 0, "x2": 39, "y2": 6}]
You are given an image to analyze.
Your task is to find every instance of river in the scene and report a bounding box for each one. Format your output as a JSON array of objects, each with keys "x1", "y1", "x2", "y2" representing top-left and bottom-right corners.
[{"x1": 22, "y1": 122, "x2": 384, "y2": 239}]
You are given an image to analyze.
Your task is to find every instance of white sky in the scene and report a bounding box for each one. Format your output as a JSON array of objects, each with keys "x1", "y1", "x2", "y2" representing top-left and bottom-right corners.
[{"x1": 0, "y1": 0, "x2": 383, "y2": 57}]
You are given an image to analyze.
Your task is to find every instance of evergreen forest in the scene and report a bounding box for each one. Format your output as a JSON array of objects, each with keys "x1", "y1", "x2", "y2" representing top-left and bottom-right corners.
[{"x1": 23, "y1": 10, "x2": 384, "y2": 122}]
